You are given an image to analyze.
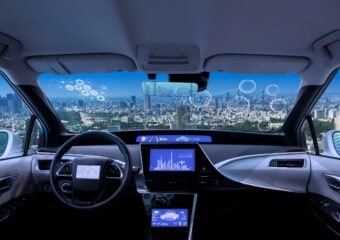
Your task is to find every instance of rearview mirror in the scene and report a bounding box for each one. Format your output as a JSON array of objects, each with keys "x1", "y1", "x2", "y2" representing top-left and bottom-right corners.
[
  {"x1": 141, "y1": 82, "x2": 198, "y2": 97},
  {"x1": 322, "y1": 130, "x2": 340, "y2": 158},
  {"x1": 0, "y1": 131, "x2": 23, "y2": 159}
]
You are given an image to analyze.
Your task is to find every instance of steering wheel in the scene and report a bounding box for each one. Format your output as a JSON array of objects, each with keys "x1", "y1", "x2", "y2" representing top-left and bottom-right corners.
[{"x1": 50, "y1": 131, "x2": 132, "y2": 210}]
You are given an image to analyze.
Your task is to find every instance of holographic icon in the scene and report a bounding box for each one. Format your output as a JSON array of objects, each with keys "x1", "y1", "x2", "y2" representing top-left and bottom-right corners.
[
  {"x1": 266, "y1": 84, "x2": 280, "y2": 96},
  {"x1": 239, "y1": 79, "x2": 256, "y2": 94}
]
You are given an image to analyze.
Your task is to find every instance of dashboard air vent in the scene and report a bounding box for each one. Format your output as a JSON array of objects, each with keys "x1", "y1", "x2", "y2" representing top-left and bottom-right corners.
[
  {"x1": 38, "y1": 160, "x2": 52, "y2": 170},
  {"x1": 269, "y1": 159, "x2": 304, "y2": 168}
]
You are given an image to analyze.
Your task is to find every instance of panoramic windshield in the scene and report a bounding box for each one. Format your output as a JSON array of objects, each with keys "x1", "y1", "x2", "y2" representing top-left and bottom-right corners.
[{"x1": 38, "y1": 72, "x2": 300, "y2": 132}]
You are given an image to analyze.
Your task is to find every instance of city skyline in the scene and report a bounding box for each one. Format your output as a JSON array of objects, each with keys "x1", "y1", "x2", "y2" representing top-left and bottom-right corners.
[{"x1": 37, "y1": 72, "x2": 303, "y2": 98}]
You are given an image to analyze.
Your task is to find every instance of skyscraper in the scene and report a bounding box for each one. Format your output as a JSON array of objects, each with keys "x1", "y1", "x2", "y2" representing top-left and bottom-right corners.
[
  {"x1": 131, "y1": 96, "x2": 136, "y2": 107},
  {"x1": 13, "y1": 93, "x2": 22, "y2": 113},
  {"x1": 6, "y1": 93, "x2": 15, "y2": 114},
  {"x1": 78, "y1": 99, "x2": 84, "y2": 109},
  {"x1": 226, "y1": 92, "x2": 230, "y2": 101},
  {"x1": 214, "y1": 98, "x2": 221, "y2": 110},
  {"x1": 177, "y1": 105, "x2": 190, "y2": 129},
  {"x1": 144, "y1": 95, "x2": 151, "y2": 111}
]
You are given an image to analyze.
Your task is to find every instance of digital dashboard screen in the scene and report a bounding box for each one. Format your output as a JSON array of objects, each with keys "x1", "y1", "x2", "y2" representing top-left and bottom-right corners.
[
  {"x1": 136, "y1": 135, "x2": 212, "y2": 143},
  {"x1": 150, "y1": 149, "x2": 195, "y2": 172},
  {"x1": 151, "y1": 209, "x2": 188, "y2": 227},
  {"x1": 76, "y1": 165, "x2": 101, "y2": 179}
]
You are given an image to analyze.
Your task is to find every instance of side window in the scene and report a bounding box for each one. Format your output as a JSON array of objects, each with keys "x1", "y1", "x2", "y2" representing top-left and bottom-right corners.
[
  {"x1": 0, "y1": 74, "x2": 34, "y2": 159},
  {"x1": 306, "y1": 71, "x2": 340, "y2": 154}
]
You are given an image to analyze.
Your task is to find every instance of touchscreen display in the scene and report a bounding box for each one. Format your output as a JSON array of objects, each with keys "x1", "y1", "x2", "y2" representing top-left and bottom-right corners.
[
  {"x1": 149, "y1": 149, "x2": 195, "y2": 172},
  {"x1": 151, "y1": 209, "x2": 188, "y2": 227},
  {"x1": 76, "y1": 165, "x2": 101, "y2": 179}
]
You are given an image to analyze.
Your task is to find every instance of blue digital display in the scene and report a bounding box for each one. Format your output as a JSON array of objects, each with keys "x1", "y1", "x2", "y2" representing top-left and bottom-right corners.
[
  {"x1": 151, "y1": 209, "x2": 188, "y2": 228},
  {"x1": 150, "y1": 149, "x2": 195, "y2": 172},
  {"x1": 136, "y1": 135, "x2": 212, "y2": 143}
]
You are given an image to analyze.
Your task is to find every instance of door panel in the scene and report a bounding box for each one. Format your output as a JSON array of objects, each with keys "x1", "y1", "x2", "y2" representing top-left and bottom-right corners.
[
  {"x1": 0, "y1": 156, "x2": 34, "y2": 206},
  {"x1": 308, "y1": 154, "x2": 340, "y2": 235}
]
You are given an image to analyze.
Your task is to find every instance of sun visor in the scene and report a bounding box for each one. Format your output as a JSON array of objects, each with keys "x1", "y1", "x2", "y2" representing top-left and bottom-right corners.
[
  {"x1": 204, "y1": 54, "x2": 309, "y2": 74},
  {"x1": 26, "y1": 53, "x2": 136, "y2": 74}
]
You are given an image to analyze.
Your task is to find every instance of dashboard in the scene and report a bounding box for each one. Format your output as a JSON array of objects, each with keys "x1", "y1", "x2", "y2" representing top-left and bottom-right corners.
[
  {"x1": 1, "y1": 131, "x2": 332, "y2": 240},
  {"x1": 31, "y1": 134, "x2": 310, "y2": 194},
  {"x1": 29, "y1": 134, "x2": 311, "y2": 240}
]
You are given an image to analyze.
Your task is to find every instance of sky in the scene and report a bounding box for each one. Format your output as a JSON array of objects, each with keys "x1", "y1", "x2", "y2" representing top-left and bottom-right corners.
[
  {"x1": 1, "y1": 71, "x2": 340, "y2": 98},
  {"x1": 0, "y1": 76, "x2": 15, "y2": 97},
  {"x1": 37, "y1": 72, "x2": 304, "y2": 98}
]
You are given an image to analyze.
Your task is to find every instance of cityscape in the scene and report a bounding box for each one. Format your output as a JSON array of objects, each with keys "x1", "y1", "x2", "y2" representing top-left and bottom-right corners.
[
  {"x1": 0, "y1": 74, "x2": 340, "y2": 155},
  {"x1": 41, "y1": 77, "x2": 298, "y2": 133},
  {"x1": 0, "y1": 92, "x2": 31, "y2": 138},
  {"x1": 150, "y1": 149, "x2": 195, "y2": 171}
]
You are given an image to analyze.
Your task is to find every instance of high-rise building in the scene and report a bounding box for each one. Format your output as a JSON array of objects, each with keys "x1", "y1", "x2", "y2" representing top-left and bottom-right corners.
[
  {"x1": 13, "y1": 93, "x2": 22, "y2": 113},
  {"x1": 328, "y1": 109, "x2": 337, "y2": 119},
  {"x1": 214, "y1": 98, "x2": 221, "y2": 110},
  {"x1": 177, "y1": 105, "x2": 190, "y2": 129},
  {"x1": 78, "y1": 99, "x2": 84, "y2": 109},
  {"x1": 131, "y1": 96, "x2": 136, "y2": 107},
  {"x1": 6, "y1": 93, "x2": 15, "y2": 114},
  {"x1": 0, "y1": 97, "x2": 7, "y2": 115},
  {"x1": 120, "y1": 101, "x2": 128, "y2": 109},
  {"x1": 144, "y1": 95, "x2": 151, "y2": 111},
  {"x1": 313, "y1": 109, "x2": 325, "y2": 119},
  {"x1": 226, "y1": 92, "x2": 230, "y2": 101}
]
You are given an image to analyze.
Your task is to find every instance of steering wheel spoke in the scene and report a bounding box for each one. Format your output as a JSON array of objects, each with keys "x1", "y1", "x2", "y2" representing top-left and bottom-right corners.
[
  {"x1": 56, "y1": 161, "x2": 73, "y2": 178},
  {"x1": 106, "y1": 162, "x2": 124, "y2": 180}
]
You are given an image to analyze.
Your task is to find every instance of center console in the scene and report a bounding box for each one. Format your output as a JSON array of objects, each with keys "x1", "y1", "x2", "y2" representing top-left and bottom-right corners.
[
  {"x1": 138, "y1": 143, "x2": 224, "y2": 240},
  {"x1": 142, "y1": 193, "x2": 197, "y2": 240},
  {"x1": 141, "y1": 143, "x2": 221, "y2": 191}
]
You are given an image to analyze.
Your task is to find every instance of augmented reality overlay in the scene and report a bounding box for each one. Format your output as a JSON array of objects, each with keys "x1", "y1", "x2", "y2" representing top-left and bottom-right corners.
[{"x1": 38, "y1": 72, "x2": 301, "y2": 132}]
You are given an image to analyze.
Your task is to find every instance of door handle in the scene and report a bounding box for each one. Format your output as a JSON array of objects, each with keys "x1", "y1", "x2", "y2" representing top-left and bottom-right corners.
[
  {"x1": 0, "y1": 175, "x2": 17, "y2": 194},
  {"x1": 324, "y1": 174, "x2": 340, "y2": 193}
]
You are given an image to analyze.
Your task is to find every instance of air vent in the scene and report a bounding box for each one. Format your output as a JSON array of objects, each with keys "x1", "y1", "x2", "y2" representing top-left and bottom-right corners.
[
  {"x1": 38, "y1": 160, "x2": 52, "y2": 170},
  {"x1": 269, "y1": 159, "x2": 304, "y2": 168},
  {"x1": 137, "y1": 44, "x2": 200, "y2": 72}
]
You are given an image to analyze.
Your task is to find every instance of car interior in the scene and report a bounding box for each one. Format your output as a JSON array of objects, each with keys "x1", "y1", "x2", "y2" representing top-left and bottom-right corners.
[{"x1": 2, "y1": 0, "x2": 340, "y2": 239}]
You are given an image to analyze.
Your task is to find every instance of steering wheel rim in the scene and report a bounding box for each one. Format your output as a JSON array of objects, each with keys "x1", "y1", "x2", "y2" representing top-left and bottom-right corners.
[{"x1": 50, "y1": 131, "x2": 132, "y2": 210}]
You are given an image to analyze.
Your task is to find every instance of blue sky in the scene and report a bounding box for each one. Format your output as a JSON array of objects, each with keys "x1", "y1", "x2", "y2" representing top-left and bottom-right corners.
[
  {"x1": 0, "y1": 76, "x2": 14, "y2": 96},
  {"x1": 1, "y1": 71, "x2": 340, "y2": 97},
  {"x1": 37, "y1": 72, "x2": 304, "y2": 98}
]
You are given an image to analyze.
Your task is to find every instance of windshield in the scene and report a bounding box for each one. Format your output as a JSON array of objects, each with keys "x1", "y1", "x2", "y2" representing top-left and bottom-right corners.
[{"x1": 38, "y1": 72, "x2": 300, "y2": 132}]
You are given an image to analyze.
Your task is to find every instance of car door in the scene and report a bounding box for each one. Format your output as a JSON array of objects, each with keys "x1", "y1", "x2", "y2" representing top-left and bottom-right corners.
[
  {"x1": 304, "y1": 70, "x2": 340, "y2": 236},
  {"x1": 0, "y1": 74, "x2": 40, "y2": 221}
]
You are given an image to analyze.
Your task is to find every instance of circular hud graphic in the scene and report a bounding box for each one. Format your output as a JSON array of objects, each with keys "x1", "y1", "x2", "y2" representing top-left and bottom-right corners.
[
  {"x1": 189, "y1": 90, "x2": 212, "y2": 108},
  {"x1": 239, "y1": 79, "x2": 256, "y2": 94},
  {"x1": 265, "y1": 84, "x2": 280, "y2": 97}
]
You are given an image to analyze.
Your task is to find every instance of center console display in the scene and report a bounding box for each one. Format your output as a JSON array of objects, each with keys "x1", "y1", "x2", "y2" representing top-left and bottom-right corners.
[
  {"x1": 150, "y1": 149, "x2": 195, "y2": 172},
  {"x1": 151, "y1": 209, "x2": 188, "y2": 227}
]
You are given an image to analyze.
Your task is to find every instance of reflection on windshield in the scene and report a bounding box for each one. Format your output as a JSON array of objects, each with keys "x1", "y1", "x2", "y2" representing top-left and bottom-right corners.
[{"x1": 38, "y1": 72, "x2": 300, "y2": 132}]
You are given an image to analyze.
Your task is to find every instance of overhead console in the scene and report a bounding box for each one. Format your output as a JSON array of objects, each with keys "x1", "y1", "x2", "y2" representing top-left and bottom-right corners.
[{"x1": 140, "y1": 143, "x2": 235, "y2": 191}]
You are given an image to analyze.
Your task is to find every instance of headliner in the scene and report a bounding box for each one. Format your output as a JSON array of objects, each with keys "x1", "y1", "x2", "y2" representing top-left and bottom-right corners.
[{"x1": 1, "y1": 0, "x2": 340, "y2": 85}]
